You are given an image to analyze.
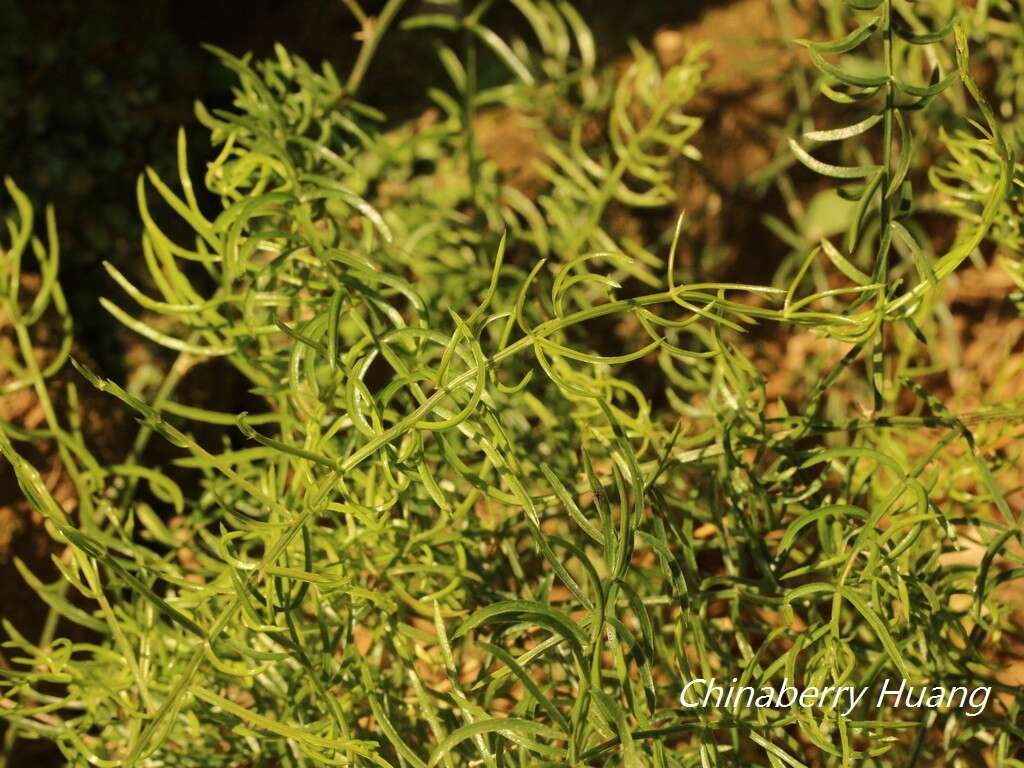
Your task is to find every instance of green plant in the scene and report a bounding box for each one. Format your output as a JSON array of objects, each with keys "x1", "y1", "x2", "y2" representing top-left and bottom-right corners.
[{"x1": 2, "y1": 1, "x2": 1023, "y2": 766}]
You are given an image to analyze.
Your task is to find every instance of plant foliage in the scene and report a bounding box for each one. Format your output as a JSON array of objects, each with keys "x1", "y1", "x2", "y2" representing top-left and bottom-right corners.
[{"x1": 2, "y1": 0, "x2": 1023, "y2": 766}]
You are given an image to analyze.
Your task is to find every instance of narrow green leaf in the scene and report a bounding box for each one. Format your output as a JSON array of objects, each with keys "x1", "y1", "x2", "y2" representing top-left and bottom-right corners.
[{"x1": 789, "y1": 138, "x2": 881, "y2": 179}]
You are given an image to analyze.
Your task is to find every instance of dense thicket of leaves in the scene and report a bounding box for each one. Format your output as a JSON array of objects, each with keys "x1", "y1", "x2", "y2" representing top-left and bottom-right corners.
[{"x1": 1, "y1": 1, "x2": 1023, "y2": 765}]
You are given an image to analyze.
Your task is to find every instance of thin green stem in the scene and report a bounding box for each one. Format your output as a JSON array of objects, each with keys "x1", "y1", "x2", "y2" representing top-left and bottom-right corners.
[{"x1": 346, "y1": 0, "x2": 408, "y2": 96}]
